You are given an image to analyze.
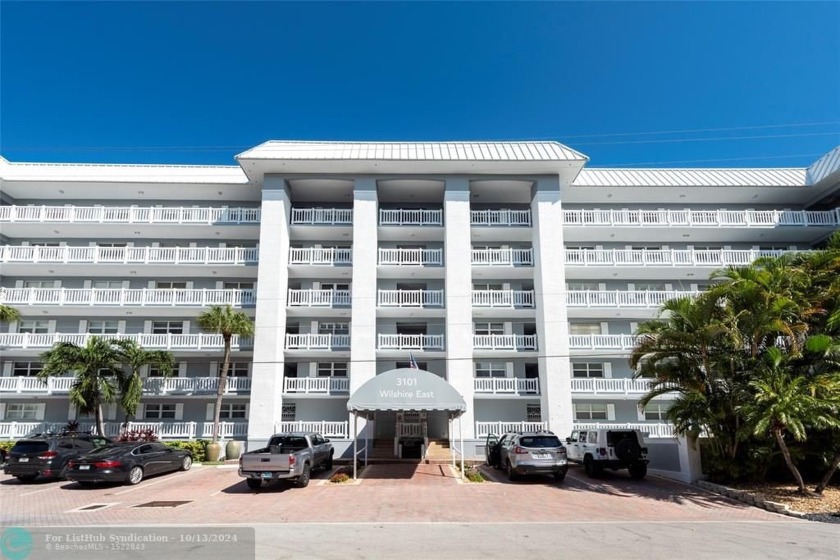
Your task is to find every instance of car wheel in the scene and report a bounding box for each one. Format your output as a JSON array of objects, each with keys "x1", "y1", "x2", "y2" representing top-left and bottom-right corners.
[
  {"x1": 325, "y1": 453, "x2": 333, "y2": 471},
  {"x1": 15, "y1": 474, "x2": 37, "y2": 483},
  {"x1": 506, "y1": 461, "x2": 518, "y2": 482},
  {"x1": 295, "y1": 463, "x2": 311, "y2": 488},
  {"x1": 180, "y1": 456, "x2": 192, "y2": 471},
  {"x1": 583, "y1": 456, "x2": 597, "y2": 478},
  {"x1": 246, "y1": 478, "x2": 262, "y2": 490},
  {"x1": 628, "y1": 463, "x2": 647, "y2": 480},
  {"x1": 127, "y1": 466, "x2": 144, "y2": 485},
  {"x1": 554, "y1": 468, "x2": 568, "y2": 483}
]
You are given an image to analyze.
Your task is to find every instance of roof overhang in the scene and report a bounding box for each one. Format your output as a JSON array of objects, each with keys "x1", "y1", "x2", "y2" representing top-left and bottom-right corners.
[{"x1": 347, "y1": 368, "x2": 467, "y2": 418}]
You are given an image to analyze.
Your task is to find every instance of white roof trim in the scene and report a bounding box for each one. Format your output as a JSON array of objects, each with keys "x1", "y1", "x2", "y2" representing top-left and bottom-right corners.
[
  {"x1": 573, "y1": 167, "x2": 808, "y2": 188},
  {"x1": 0, "y1": 159, "x2": 249, "y2": 184},
  {"x1": 807, "y1": 146, "x2": 840, "y2": 186}
]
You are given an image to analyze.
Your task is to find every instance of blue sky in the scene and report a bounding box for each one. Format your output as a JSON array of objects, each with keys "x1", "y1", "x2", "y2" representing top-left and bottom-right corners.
[{"x1": 1, "y1": 1, "x2": 838, "y2": 167}]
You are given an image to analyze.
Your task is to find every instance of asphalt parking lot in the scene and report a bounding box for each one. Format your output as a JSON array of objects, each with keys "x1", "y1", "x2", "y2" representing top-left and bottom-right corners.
[{"x1": 1, "y1": 462, "x2": 789, "y2": 527}]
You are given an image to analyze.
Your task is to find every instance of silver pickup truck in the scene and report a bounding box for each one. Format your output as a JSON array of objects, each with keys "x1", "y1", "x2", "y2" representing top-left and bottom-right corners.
[{"x1": 238, "y1": 432, "x2": 334, "y2": 489}]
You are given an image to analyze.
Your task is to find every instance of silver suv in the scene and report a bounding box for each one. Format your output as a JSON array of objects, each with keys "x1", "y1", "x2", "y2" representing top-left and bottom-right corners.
[
  {"x1": 566, "y1": 428, "x2": 648, "y2": 479},
  {"x1": 497, "y1": 431, "x2": 568, "y2": 482}
]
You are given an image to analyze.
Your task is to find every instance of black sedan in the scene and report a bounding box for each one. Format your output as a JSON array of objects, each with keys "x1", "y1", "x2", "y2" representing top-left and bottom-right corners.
[{"x1": 65, "y1": 442, "x2": 192, "y2": 486}]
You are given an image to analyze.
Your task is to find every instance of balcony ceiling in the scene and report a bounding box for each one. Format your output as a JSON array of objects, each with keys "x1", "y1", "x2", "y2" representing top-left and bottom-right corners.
[
  {"x1": 470, "y1": 180, "x2": 534, "y2": 204},
  {"x1": 287, "y1": 179, "x2": 354, "y2": 202},
  {"x1": 377, "y1": 180, "x2": 445, "y2": 203}
]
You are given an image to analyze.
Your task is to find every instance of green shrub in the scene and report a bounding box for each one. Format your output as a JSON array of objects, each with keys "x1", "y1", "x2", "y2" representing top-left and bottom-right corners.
[
  {"x1": 463, "y1": 466, "x2": 485, "y2": 483},
  {"x1": 0, "y1": 441, "x2": 15, "y2": 453},
  {"x1": 165, "y1": 440, "x2": 209, "y2": 462},
  {"x1": 329, "y1": 473, "x2": 351, "y2": 483}
]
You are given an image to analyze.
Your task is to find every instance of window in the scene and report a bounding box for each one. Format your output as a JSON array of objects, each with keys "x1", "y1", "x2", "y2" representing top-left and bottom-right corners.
[
  {"x1": 13, "y1": 362, "x2": 43, "y2": 377},
  {"x1": 574, "y1": 403, "x2": 608, "y2": 420},
  {"x1": 569, "y1": 323, "x2": 602, "y2": 335},
  {"x1": 396, "y1": 361, "x2": 427, "y2": 370},
  {"x1": 318, "y1": 322, "x2": 349, "y2": 335},
  {"x1": 634, "y1": 283, "x2": 666, "y2": 291},
  {"x1": 18, "y1": 321, "x2": 49, "y2": 334},
  {"x1": 567, "y1": 282, "x2": 599, "y2": 291},
  {"x1": 572, "y1": 363, "x2": 604, "y2": 378},
  {"x1": 156, "y1": 281, "x2": 187, "y2": 289},
  {"x1": 219, "y1": 403, "x2": 247, "y2": 420},
  {"x1": 473, "y1": 283, "x2": 503, "y2": 291},
  {"x1": 6, "y1": 403, "x2": 44, "y2": 420},
  {"x1": 474, "y1": 362, "x2": 506, "y2": 378},
  {"x1": 224, "y1": 282, "x2": 254, "y2": 290},
  {"x1": 317, "y1": 363, "x2": 348, "y2": 377},
  {"x1": 220, "y1": 362, "x2": 250, "y2": 377},
  {"x1": 88, "y1": 321, "x2": 119, "y2": 334},
  {"x1": 526, "y1": 404, "x2": 542, "y2": 422},
  {"x1": 23, "y1": 280, "x2": 53, "y2": 289},
  {"x1": 320, "y1": 283, "x2": 349, "y2": 291},
  {"x1": 692, "y1": 245, "x2": 722, "y2": 251},
  {"x1": 152, "y1": 321, "x2": 184, "y2": 334},
  {"x1": 144, "y1": 404, "x2": 176, "y2": 419},
  {"x1": 148, "y1": 365, "x2": 166, "y2": 377},
  {"x1": 281, "y1": 403, "x2": 296, "y2": 422},
  {"x1": 98, "y1": 242, "x2": 127, "y2": 248},
  {"x1": 92, "y1": 280, "x2": 123, "y2": 289},
  {"x1": 644, "y1": 404, "x2": 668, "y2": 421},
  {"x1": 474, "y1": 322, "x2": 504, "y2": 336}
]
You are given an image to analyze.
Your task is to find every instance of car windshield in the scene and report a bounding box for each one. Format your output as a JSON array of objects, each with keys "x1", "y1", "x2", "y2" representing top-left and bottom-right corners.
[
  {"x1": 84, "y1": 446, "x2": 130, "y2": 457},
  {"x1": 519, "y1": 436, "x2": 562, "y2": 448},
  {"x1": 11, "y1": 441, "x2": 50, "y2": 454}
]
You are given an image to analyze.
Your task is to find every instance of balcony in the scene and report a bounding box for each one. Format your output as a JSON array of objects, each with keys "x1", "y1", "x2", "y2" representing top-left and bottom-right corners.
[
  {"x1": 287, "y1": 289, "x2": 351, "y2": 307},
  {"x1": 0, "y1": 421, "x2": 248, "y2": 440},
  {"x1": 563, "y1": 208, "x2": 840, "y2": 228},
  {"x1": 378, "y1": 248, "x2": 443, "y2": 266},
  {"x1": 142, "y1": 377, "x2": 251, "y2": 395},
  {"x1": 568, "y1": 334, "x2": 637, "y2": 351},
  {"x1": 470, "y1": 209, "x2": 532, "y2": 227},
  {"x1": 377, "y1": 334, "x2": 445, "y2": 350},
  {"x1": 285, "y1": 333, "x2": 350, "y2": 350},
  {"x1": 474, "y1": 377, "x2": 539, "y2": 395},
  {"x1": 471, "y1": 248, "x2": 533, "y2": 266},
  {"x1": 283, "y1": 377, "x2": 350, "y2": 394},
  {"x1": 0, "y1": 333, "x2": 244, "y2": 351},
  {"x1": 379, "y1": 208, "x2": 443, "y2": 226},
  {"x1": 472, "y1": 290, "x2": 534, "y2": 308},
  {"x1": 0, "y1": 376, "x2": 73, "y2": 394},
  {"x1": 377, "y1": 289, "x2": 444, "y2": 308},
  {"x1": 473, "y1": 334, "x2": 537, "y2": 351},
  {"x1": 566, "y1": 290, "x2": 698, "y2": 309},
  {"x1": 0, "y1": 288, "x2": 255, "y2": 308},
  {"x1": 290, "y1": 208, "x2": 353, "y2": 225},
  {"x1": 573, "y1": 422, "x2": 676, "y2": 438},
  {"x1": 564, "y1": 248, "x2": 799, "y2": 268},
  {"x1": 0, "y1": 205, "x2": 260, "y2": 224},
  {"x1": 0, "y1": 246, "x2": 258, "y2": 265},
  {"x1": 571, "y1": 378, "x2": 654, "y2": 395},
  {"x1": 288, "y1": 247, "x2": 352, "y2": 265},
  {"x1": 275, "y1": 421, "x2": 349, "y2": 439},
  {"x1": 475, "y1": 421, "x2": 547, "y2": 437}
]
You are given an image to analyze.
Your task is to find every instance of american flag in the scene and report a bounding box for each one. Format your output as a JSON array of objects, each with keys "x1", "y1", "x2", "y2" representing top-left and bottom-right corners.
[{"x1": 409, "y1": 352, "x2": 419, "y2": 369}]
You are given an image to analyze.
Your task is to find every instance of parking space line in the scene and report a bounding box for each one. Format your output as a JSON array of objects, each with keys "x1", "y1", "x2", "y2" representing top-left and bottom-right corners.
[
  {"x1": 20, "y1": 486, "x2": 62, "y2": 497},
  {"x1": 113, "y1": 470, "x2": 197, "y2": 496}
]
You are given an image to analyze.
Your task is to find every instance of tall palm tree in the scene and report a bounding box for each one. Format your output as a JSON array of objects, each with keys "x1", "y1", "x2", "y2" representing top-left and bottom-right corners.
[
  {"x1": 0, "y1": 304, "x2": 21, "y2": 323},
  {"x1": 38, "y1": 337, "x2": 126, "y2": 436},
  {"x1": 112, "y1": 338, "x2": 175, "y2": 423},
  {"x1": 197, "y1": 305, "x2": 254, "y2": 444}
]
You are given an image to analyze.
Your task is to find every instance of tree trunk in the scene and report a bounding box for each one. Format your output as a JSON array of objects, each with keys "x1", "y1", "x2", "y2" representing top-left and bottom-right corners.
[
  {"x1": 815, "y1": 452, "x2": 840, "y2": 494},
  {"x1": 774, "y1": 427, "x2": 807, "y2": 493},
  {"x1": 95, "y1": 400, "x2": 105, "y2": 438},
  {"x1": 211, "y1": 336, "x2": 231, "y2": 444}
]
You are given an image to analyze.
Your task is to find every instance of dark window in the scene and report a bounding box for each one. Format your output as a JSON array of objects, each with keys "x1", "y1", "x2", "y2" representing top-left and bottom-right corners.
[
  {"x1": 11, "y1": 441, "x2": 50, "y2": 454},
  {"x1": 518, "y1": 436, "x2": 562, "y2": 448}
]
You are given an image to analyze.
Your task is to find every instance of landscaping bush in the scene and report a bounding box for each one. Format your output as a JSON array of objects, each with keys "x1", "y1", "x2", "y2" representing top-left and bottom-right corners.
[
  {"x1": 166, "y1": 440, "x2": 209, "y2": 462},
  {"x1": 463, "y1": 466, "x2": 485, "y2": 483},
  {"x1": 0, "y1": 441, "x2": 15, "y2": 454},
  {"x1": 116, "y1": 428, "x2": 158, "y2": 442},
  {"x1": 329, "y1": 465, "x2": 355, "y2": 483}
]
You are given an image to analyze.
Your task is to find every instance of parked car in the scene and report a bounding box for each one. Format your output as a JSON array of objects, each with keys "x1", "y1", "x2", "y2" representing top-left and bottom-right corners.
[
  {"x1": 3, "y1": 433, "x2": 112, "y2": 483},
  {"x1": 239, "y1": 432, "x2": 333, "y2": 490},
  {"x1": 497, "y1": 431, "x2": 568, "y2": 482},
  {"x1": 484, "y1": 432, "x2": 515, "y2": 469},
  {"x1": 64, "y1": 442, "x2": 192, "y2": 486},
  {"x1": 566, "y1": 428, "x2": 649, "y2": 479}
]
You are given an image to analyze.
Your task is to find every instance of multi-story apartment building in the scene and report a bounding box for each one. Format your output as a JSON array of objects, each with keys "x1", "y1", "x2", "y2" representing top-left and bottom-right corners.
[{"x1": 1, "y1": 141, "x2": 839, "y2": 481}]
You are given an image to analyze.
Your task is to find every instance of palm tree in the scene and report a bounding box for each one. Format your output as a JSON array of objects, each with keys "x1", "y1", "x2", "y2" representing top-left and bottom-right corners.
[
  {"x1": 38, "y1": 337, "x2": 126, "y2": 436},
  {"x1": 197, "y1": 305, "x2": 254, "y2": 444},
  {"x1": 0, "y1": 304, "x2": 21, "y2": 323},
  {"x1": 112, "y1": 338, "x2": 175, "y2": 424}
]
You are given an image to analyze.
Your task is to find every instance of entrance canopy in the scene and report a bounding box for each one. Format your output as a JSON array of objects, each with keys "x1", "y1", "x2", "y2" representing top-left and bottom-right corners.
[{"x1": 347, "y1": 368, "x2": 467, "y2": 419}]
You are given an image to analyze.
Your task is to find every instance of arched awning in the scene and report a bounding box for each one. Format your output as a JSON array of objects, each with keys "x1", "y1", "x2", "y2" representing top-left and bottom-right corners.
[{"x1": 347, "y1": 368, "x2": 466, "y2": 418}]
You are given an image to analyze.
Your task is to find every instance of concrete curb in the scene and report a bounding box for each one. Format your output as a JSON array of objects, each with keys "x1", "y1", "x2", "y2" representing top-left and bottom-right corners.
[{"x1": 695, "y1": 480, "x2": 808, "y2": 519}]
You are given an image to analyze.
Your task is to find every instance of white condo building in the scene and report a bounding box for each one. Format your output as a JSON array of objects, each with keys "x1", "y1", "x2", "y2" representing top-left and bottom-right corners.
[{"x1": 1, "y1": 140, "x2": 839, "y2": 481}]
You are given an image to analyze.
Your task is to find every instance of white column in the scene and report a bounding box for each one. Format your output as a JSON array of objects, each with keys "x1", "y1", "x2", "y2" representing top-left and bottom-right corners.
[
  {"x1": 531, "y1": 179, "x2": 574, "y2": 438},
  {"x1": 247, "y1": 176, "x2": 291, "y2": 450},
  {"x1": 444, "y1": 180, "x2": 475, "y2": 440},
  {"x1": 349, "y1": 180, "x2": 378, "y2": 438}
]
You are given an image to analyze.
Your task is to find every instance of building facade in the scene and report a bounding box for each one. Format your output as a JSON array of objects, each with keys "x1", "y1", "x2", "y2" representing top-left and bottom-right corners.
[{"x1": 2, "y1": 141, "x2": 839, "y2": 481}]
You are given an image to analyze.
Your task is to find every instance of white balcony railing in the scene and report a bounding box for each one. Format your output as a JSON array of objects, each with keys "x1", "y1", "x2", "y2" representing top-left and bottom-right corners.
[
  {"x1": 564, "y1": 248, "x2": 796, "y2": 267},
  {"x1": 0, "y1": 205, "x2": 260, "y2": 225},
  {"x1": 379, "y1": 208, "x2": 443, "y2": 226},
  {"x1": 0, "y1": 288, "x2": 255, "y2": 308},
  {"x1": 562, "y1": 208, "x2": 840, "y2": 228},
  {"x1": 142, "y1": 377, "x2": 251, "y2": 395},
  {"x1": 570, "y1": 378, "x2": 654, "y2": 394},
  {"x1": 475, "y1": 421, "x2": 547, "y2": 437},
  {"x1": 0, "y1": 376, "x2": 73, "y2": 394},
  {"x1": 565, "y1": 290, "x2": 698, "y2": 308},
  {"x1": 275, "y1": 421, "x2": 349, "y2": 439},
  {"x1": 288, "y1": 247, "x2": 353, "y2": 265},
  {"x1": 573, "y1": 422, "x2": 676, "y2": 439},
  {"x1": 470, "y1": 209, "x2": 532, "y2": 227},
  {"x1": 568, "y1": 334, "x2": 638, "y2": 350},
  {"x1": 0, "y1": 421, "x2": 248, "y2": 440},
  {"x1": 0, "y1": 333, "x2": 243, "y2": 351},
  {"x1": 377, "y1": 334, "x2": 445, "y2": 350},
  {"x1": 283, "y1": 377, "x2": 350, "y2": 394},
  {"x1": 398, "y1": 423, "x2": 424, "y2": 437},
  {"x1": 285, "y1": 333, "x2": 351, "y2": 350},
  {"x1": 378, "y1": 248, "x2": 443, "y2": 266},
  {"x1": 1, "y1": 246, "x2": 258, "y2": 265},
  {"x1": 287, "y1": 289, "x2": 351, "y2": 307},
  {"x1": 377, "y1": 289, "x2": 444, "y2": 308},
  {"x1": 472, "y1": 290, "x2": 535, "y2": 308},
  {"x1": 471, "y1": 248, "x2": 533, "y2": 266},
  {"x1": 473, "y1": 334, "x2": 537, "y2": 351},
  {"x1": 473, "y1": 377, "x2": 540, "y2": 395},
  {"x1": 290, "y1": 208, "x2": 353, "y2": 225}
]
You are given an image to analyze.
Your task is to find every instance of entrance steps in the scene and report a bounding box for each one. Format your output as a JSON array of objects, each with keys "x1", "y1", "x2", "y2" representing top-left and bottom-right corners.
[
  {"x1": 424, "y1": 439, "x2": 452, "y2": 463},
  {"x1": 366, "y1": 438, "x2": 454, "y2": 464}
]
